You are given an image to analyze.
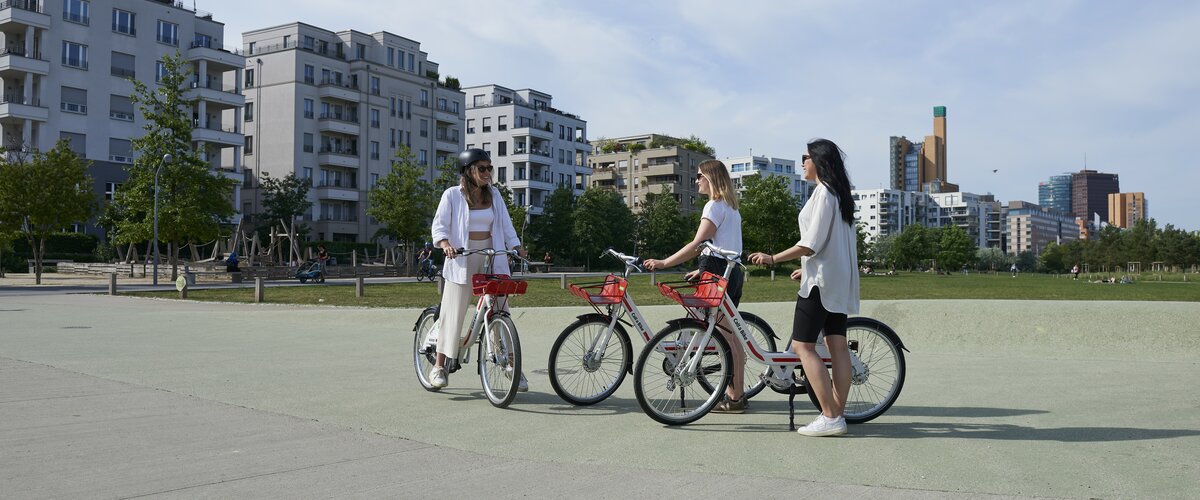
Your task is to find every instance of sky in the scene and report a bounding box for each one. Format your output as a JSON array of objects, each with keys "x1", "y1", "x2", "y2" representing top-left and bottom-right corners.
[{"x1": 198, "y1": 0, "x2": 1200, "y2": 230}]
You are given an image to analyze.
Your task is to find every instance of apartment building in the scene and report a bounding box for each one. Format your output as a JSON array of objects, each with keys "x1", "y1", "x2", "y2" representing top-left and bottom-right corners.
[
  {"x1": 242, "y1": 22, "x2": 464, "y2": 242},
  {"x1": 1107, "y1": 192, "x2": 1148, "y2": 228},
  {"x1": 723, "y1": 154, "x2": 812, "y2": 207},
  {"x1": 888, "y1": 106, "x2": 957, "y2": 193},
  {"x1": 588, "y1": 134, "x2": 713, "y2": 215},
  {"x1": 462, "y1": 84, "x2": 588, "y2": 215},
  {"x1": 1, "y1": 0, "x2": 245, "y2": 237},
  {"x1": 853, "y1": 188, "x2": 999, "y2": 249},
  {"x1": 1004, "y1": 200, "x2": 1079, "y2": 255},
  {"x1": 852, "y1": 188, "x2": 925, "y2": 243}
]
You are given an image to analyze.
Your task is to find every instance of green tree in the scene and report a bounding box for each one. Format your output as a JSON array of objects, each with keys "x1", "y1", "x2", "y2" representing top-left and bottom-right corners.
[
  {"x1": 936, "y1": 224, "x2": 976, "y2": 272},
  {"x1": 680, "y1": 135, "x2": 715, "y2": 156},
  {"x1": 0, "y1": 142, "x2": 96, "y2": 284},
  {"x1": 494, "y1": 183, "x2": 528, "y2": 246},
  {"x1": 572, "y1": 188, "x2": 635, "y2": 269},
  {"x1": 259, "y1": 171, "x2": 312, "y2": 235},
  {"x1": 975, "y1": 247, "x2": 1010, "y2": 272},
  {"x1": 856, "y1": 222, "x2": 870, "y2": 266},
  {"x1": 1015, "y1": 250, "x2": 1038, "y2": 272},
  {"x1": 112, "y1": 51, "x2": 236, "y2": 280},
  {"x1": 1039, "y1": 241, "x2": 1069, "y2": 273},
  {"x1": 527, "y1": 186, "x2": 575, "y2": 262},
  {"x1": 740, "y1": 174, "x2": 800, "y2": 258},
  {"x1": 636, "y1": 186, "x2": 688, "y2": 261},
  {"x1": 870, "y1": 233, "x2": 896, "y2": 268},
  {"x1": 891, "y1": 224, "x2": 934, "y2": 270},
  {"x1": 367, "y1": 145, "x2": 433, "y2": 274}
]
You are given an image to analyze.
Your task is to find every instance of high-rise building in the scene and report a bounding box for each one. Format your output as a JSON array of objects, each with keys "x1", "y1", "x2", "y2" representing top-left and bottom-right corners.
[
  {"x1": 852, "y1": 188, "x2": 998, "y2": 249},
  {"x1": 889, "y1": 106, "x2": 956, "y2": 193},
  {"x1": 588, "y1": 134, "x2": 712, "y2": 214},
  {"x1": 1004, "y1": 200, "x2": 1079, "y2": 255},
  {"x1": 1107, "y1": 192, "x2": 1148, "y2": 228},
  {"x1": 1070, "y1": 169, "x2": 1119, "y2": 223},
  {"x1": 2, "y1": 0, "x2": 246, "y2": 238},
  {"x1": 462, "y1": 84, "x2": 588, "y2": 215},
  {"x1": 241, "y1": 23, "x2": 464, "y2": 243},
  {"x1": 723, "y1": 155, "x2": 811, "y2": 207},
  {"x1": 1038, "y1": 174, "x2": 1072, "y2": 215}
]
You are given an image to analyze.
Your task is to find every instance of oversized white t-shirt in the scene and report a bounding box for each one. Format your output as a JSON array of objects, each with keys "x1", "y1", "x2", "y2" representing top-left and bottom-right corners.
[
  {"x1": 796, "y1": 183, "x2": 860, "y2": 315},
  {"x1": 701, "y1": 199, "x2": 742, "y2": 256}
]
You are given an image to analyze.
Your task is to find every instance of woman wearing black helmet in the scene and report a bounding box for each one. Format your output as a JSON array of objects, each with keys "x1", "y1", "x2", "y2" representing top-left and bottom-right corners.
[{"x1": 428, "y1": 148, "x2": 529, "y2": 390}]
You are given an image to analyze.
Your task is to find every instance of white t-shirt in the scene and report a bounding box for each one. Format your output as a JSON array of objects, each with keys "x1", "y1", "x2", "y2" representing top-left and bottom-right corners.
[
  {"x1": 796, "y1": 183, "x2": 860, "y2": 315},
  {"x1": 701, "y1": 199, "x2": 742, "y2": 256}
]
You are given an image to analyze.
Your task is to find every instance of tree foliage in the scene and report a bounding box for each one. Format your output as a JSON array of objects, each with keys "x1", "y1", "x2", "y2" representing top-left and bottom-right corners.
[
  {"x1": 740, "y1": 174, "x2": 800, "y2": 255},
  {"x1": 572, "y1": 189, "x2": 635, "y2": 269},
  {"x1": 528, "y1": 186, "x2": 575, "y2": 261},
  {"x1": 366, "y1": 145, "x2": 433, "y2": 272},
  {"x1": 936, "y1": 224, "x2": 976, "y2": 271},
  {"x1": 636, "y1": 186, "x2": 688, "y2": 261},
  {"x1": 259, "y1": 171, "x2": 312, "y2": 234}
]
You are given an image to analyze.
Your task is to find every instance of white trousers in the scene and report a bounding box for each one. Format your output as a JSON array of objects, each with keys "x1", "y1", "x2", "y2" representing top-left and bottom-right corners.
[{"x1": 437, "y1": 239, "x2": 507, "y2": 359}]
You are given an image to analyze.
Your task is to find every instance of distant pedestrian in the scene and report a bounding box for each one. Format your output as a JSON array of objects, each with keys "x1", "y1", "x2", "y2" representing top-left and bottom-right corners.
[
  {"x1": 1010, "y1": 263, "x2": 1018, "y2": 278},
  {"x1": 1072, "y1": 263, "x2": 1080, "y2": 280},
  {"x1": 961, "y1": 264, "x2": 968, "y2": 276}
]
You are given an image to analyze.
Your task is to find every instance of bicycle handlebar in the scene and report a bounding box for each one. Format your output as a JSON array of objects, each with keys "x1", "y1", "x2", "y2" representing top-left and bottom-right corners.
[
  {"x1": 454, "y1": 247, "x2": 532, "y2": 264},
  {"x1": 699, "y1": 241, "x2": 747, "y2": 271},
  {"x1": 603, "y1": 247, "x2": 644, "y2": 273}
]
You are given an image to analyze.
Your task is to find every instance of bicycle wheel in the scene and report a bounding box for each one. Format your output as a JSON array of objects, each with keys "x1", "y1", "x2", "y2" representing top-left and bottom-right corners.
[
  {"x1": 479, "y1": 314, "x2": 522, "y2": 408},
  {"x1": 806, "y1": 319, "x2": 906, "y2": 423},
  {"x1": 634, "y1": 321, "x2": 732, "y2": 426},
  {"x1": 412, "y1": 308, "x2": 440, "y2": 392},
  {"x1": 548, "y1": 316, "x2": 633, "y2": 406},
  {"x1": 738, "y1": 312, "x2": 776, "y2": 400}
]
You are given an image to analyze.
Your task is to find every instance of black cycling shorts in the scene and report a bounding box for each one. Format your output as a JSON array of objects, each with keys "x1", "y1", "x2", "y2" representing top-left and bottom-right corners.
[{"x1": 791, "y1": 286, "x2": 847, "y2": 343}]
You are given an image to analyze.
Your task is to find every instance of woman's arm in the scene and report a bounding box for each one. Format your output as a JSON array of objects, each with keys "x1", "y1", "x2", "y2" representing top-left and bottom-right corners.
[
  {"x1": 431, "y1": 189, "x2": 459, "y2": 258},
  {"x1": 644, "y1": 219, "x2": 717, "y2": 270},
  {"x1": 749, "y1": 244, "x2": 813, "y2": 266}
]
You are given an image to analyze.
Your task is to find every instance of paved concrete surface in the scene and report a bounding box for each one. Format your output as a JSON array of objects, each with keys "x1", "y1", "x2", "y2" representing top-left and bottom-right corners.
[{"x1": 1, "y1": 294, "x2": 1198, "y2": 498}]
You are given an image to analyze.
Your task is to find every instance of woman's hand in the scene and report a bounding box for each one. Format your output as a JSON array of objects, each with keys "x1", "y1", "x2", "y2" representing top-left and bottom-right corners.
[
  {"x1": 748, "y1": 252, "x2": 775, "y2": 266},
  {"x1": 516, "y1": 247, "x2": 528, "y2": 259},
  {"x1": 790, "y1": 269, "x2": 803, "y2": 280},
  {"x1": 642, "y1": 258, "x2": 664, "y2": 271},
  {"x1": 683, "y1": 269, "x2": 701, "y2": 281},
  {"x1": 440, "y1": 243, "x2": 458, "y2": 259}
]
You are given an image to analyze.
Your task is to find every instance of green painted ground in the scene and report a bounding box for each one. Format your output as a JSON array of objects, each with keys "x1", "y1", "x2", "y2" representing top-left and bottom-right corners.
[{"x1": 125, "y1": 271, "x2": 1200, "y2": 307}]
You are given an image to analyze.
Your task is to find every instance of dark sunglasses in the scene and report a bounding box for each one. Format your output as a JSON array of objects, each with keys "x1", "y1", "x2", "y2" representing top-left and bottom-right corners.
[
  {"x1": 474, "y1": 164, "x2": 494, "y2": 173},
  {"x1": 696, "y1": 172, "x2": 706, "y2": 180},
  {"x1": 802, "y1": 154, "x2": 811, "y2": 162}
]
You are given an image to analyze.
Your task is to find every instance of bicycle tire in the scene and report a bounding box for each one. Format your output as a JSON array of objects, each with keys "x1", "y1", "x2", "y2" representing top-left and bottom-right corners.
[
  {"x1": 634, "y1": 320, "x2": 732, "y2": 426},
  {"x1": 548, "y1": 316, "x2": 633, "y2": 406},
  {"x1": 412, "y1": 308, "x2": 440, "y2": 392},
  {"x1": 806, "y1": 318, "x2": 906, "y2": 423},
  {"x1": 737, "y1": 312, "x2": 776, "y2": 400},
  {"x1": 479, "y1": 314, "x2": 522, "y2": 408}
]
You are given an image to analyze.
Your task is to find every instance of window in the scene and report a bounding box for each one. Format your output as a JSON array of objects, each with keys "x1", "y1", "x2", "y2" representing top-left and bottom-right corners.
[
  {"x1": 437, "y1": 97, "x2": 447, "y2": 111},
  {"x1": 60, "y1": 86, "x2": 87, "y2": 114},
  {"x1": 303, "y1": 133, "x2": 313, "y2": 153},
  {"x1": 419, "y1": 119, "x2": 428, "y2": 137},
  {"x1": 108, "y1": 138, "x2": 132, "y2": 164},
  {"x1": 244, "y1": 68, "x2": 254, "y2": 87},
  {"x1": 109, "y1": 94, "x2": 134, "y2": 121},
  {"x1": 467, "y1": 119, "x2": 475, "y2": 134},
  {"x1": 104, "y1": 182, "x2": 118, "y2": 201},
  {"x1": 389, "y1": 129, "x2": 396, "y2": 148},
  {"x1": 498, "y1": 115, "x2": 507, "y2": 131},
  {"x1": 482, "y1": 117, "x2": 491, "y2": 132},
  {"x1": 420, "y1": 89, "x2": 428, "y2": 107},
  {"x1": 451, "y1": 102, "x2": 459, "y2": 114},
  {"x1": 110, "y1": 51, "x2": 134, "y2": 78},
  {"x1": 302, "y1": 36, "x2": 315, "y2": 50},
  {"x1": 473, "y1": 94, "x2": 484, "y2": 106},
  {"x1": 64, "y1": 0, "x2": 89, "y2": 24},
  {"x1": 155, "y1": 61, "x2": 168, "y2": 82},
  {"x1": 419, "y1": 149, "x2": 427, "y2": 165},
  {"x1": 61, "y1": 41, "x2": 88, "y2": 69},
  {"x1": 397, "y1": 50, "x2": 405, "y2": 69},
  {"x1": 498, "y1": 167, "x2": 506, "y2": 183},
  {"x1": 498, "y1": 141, "x2": 507, "y2": 157},
  {"x1": 370, "y1": 109, "x2": 380, "y2": 128},
  {"x1": 59, "y1": 132, "x2": 86, "y2": 155},
  {"x1": 387, "y1": 47, "x2": 394, "y2": 66},
  {"x1": 482, "y1": 143, "x2": 491, "y2": 155},
  {"x1": 369, "y1": 141, "x2": 379, "y2": 160},
  {"x1": 302, "y1": 167, "x2": 313, "y2": 179},
  {"x1": 244, "y1": 102, "x2": 254, "y2": 122},
  {"x1": 303, "y1": 64, "x2": 314, "y2": 84},
  {"x1": 355, "y1": 43, "x2": 365, "y2": 60},
  {"x1": 156, "y1": 20, "x2": 178, "y2": 46},
  {"x1": 371, "y1": 173, "x2": 379, "y2": 187},
  {"x1": 370, "y1": 76, "x2": 380, "y2": 95},
  {"x1": 244, "y1": 136, "x2": 253, "y2": 154},
  {"x1": 112, "y1": 8, "x2": 134, "y2": 35},
  {"x1": 390, "y1": 97, "x2": 397, "y2": 117},
  {"x1": 408, "y1": 53, "x2": 414, "y2": 71},
  {"x1": 303, "y1": 99, "x2": 314, "y2": 119}
]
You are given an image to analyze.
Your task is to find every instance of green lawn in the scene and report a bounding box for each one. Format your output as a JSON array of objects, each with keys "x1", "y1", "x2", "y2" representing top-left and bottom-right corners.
[{"x1": 125, "y1": 271, "x2": 1200, "y2": 307}]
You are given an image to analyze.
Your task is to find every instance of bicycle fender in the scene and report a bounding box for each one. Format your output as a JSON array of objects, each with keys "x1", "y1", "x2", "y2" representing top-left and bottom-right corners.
[
  {"x1": 575, "y1": 312, "x2": 633, "y2": 329},
  {"x1": 413, "y1": 305, "x2": 440, "y2": 332},
  {"x1": 848, "y1": 316, "x2": 909, "y2": 352},
  {"x1": 661, "y1": 317, "x2": 708, "y2": 333},
  {"x1": 739, "y1": 312, "x2": 779, "y2": 339}
]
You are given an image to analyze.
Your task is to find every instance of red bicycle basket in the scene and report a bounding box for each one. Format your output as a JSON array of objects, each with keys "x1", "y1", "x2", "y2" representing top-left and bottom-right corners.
[
  {"x1": 568, "y1": 275, "x2": 628, "y2": 305},
  {"x1": 471, "y1": 274, "x2": 528, "y2": 296},
  {"x1": 657, "y1": 271, "x2": 727, "y2": 308}
]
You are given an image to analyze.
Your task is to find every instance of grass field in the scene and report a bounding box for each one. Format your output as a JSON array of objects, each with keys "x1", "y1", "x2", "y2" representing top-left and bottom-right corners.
[{"x1": 125, "y1": 270, "x2": 1200, "y2": 308}]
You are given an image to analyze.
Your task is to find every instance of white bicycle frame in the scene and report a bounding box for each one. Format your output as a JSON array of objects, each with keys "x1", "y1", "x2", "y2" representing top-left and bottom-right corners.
[
  {"x1": 577, "y1": 250, "x2": 656, "y2": 361},
  {"x1": 422, "y1": 248, "x2": 525, "y2": 367}
]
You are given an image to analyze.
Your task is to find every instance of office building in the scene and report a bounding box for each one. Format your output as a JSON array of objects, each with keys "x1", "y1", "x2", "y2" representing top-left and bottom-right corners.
[
  {"x1": 1004, "y1": 200, "x2": 1079, "y2": 255},
  {"x1": 723, "y1": 154, "x2": 812, "y2": 206},
  {"x1": 462, "y1": 84, "x2": 588, "y2": 215},
  {"x1": 241, "y1": 22, "x2": 464, "y2": 242},
  {"x1": 1037, "y1": 174, "x2": 1072, "y2": 215},
  {"x1": 1107, "y1": 192, "x2": 1148, "y2": 228},
  {"x1": 1070, "y1": 169, "x2": 1119, "y2": 223},
  {"x1": 888, "y1": 106, "x2": 956, "y2": 193},
  {"x1": 2, "y1": 0, "x2": 245, "y2": 237},
  {"x1": 588, "y1": 134, "x2": 713, "y2": 214}
]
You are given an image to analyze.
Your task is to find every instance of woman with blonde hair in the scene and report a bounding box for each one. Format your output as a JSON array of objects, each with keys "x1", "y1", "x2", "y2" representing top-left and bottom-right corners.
[{"x1": 643, "y1": 159, "x2": 748, "y2": 412}]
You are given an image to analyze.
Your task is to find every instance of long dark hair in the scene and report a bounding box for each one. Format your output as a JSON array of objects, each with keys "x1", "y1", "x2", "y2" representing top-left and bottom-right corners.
[{"x1": 807, "y1": 138, "x2": 855, "y2": 225}]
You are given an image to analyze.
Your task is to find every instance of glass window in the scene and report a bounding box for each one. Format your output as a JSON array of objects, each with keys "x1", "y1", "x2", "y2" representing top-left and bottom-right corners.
[
  {"x1": 420, "y1": 90, "x2": 428, "y2": 107},
  {"x1": 370, "y1": 76, "x2": 380, "y2": 95},
  {"x1": 303, "y1": 99, "x2": 314, "y2": 119},
  {"x1": 64, "y1": 0, "x2": 90, "y2": 25},
  {"x1": 244, "y1": 102, "x2": 254, "y2": 121},
  {"x1": 111, "y1": 8, "x2": 134, "y2": 35},
  {"x1": 61, "y1": 41, "x2": 88, "y2": 69},
  {"x1": 303, "y1": 133, "x2": 313, "y2": 153},
  {"x1": 156, "y1": 20, "x2": 178, "y2": 46},
  {"x1": 155, "y1": 61, "x2": 168, "y2": 82},
  {"x1": 370, "y1": 109, "x2": 380, "y2": 128},
  {"x1": 303, "y1": 64, "x2": 314, "y2": 84},
  {"x1": 244, "y1": 68, "x2": 254, "y2": 87}
]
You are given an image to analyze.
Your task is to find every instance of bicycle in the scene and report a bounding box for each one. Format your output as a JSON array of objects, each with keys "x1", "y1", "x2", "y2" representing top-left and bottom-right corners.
[
  {"x1": 548, "y1": 248, "x2": 778, "y2": 406},
  {"x1": 412, "y1": 247, "x2": 530, "y2": 408},
  {"x1": 633, "y1": 241, "x2": 908, "y2": 427},
  {"x1": 416, "y1": 257, "x2": 439, "y2": 282}
]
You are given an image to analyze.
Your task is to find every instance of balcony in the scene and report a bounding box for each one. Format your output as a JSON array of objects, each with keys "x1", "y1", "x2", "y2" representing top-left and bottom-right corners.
[
  {"x1": 434, "y1": 102, "x2": 458, "y2": 123},
  {"x1": 0, "y1": 47, "x2": 47, "y2": 74},
  {"x1": 318, "y1": 77, "x2": 358, "y2": 102},
  {"x1": 187, "y1": 39, "x2": 244, "y2": 71},
  {"x1": 0, "y1": 94, "x2": 46, "y2": 121},
  {"x1": 318, "y1": 147, "x2": 359, "y2": 168},
  {"x1": 317, "y1": 113, "x2": 360, "y2": 135},
  {"x1": 511, "y1": 125, "x2": 554, "y2": 140},
  {"x1": 314, "y1": 184, "x2": 360, "y2": 201},
  {"x1": 184, "y1": 80, "x2": 243, "y2": 109},
  {"x1": 643, "y1": 162, "x2": 678, "y2": 177},
  {"x1": 191, "y1": 120, "x2": 241, "y2": 147},
  {"x1": 434, "y1": 133, "x2": 459, "y2": 153},
  {"x1": 0, "y1": 1, "x2": 50, "y2": 29}
]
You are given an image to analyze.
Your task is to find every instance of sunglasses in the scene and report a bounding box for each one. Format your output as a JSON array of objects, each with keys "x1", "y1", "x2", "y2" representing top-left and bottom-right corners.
[
  {"x1": 474, "y1": 164, "x2": 494, "y2": 173},
  {"x1": 696, "y1": 173, "x2": 706, "y2": 181},
  {"x1": 802, "y1": 154, "x2": 811, "y2": 162}
]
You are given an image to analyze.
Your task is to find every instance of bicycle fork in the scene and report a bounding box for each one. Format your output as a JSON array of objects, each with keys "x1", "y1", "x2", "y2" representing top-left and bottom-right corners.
[{"x1": 581, "y1": 307, "x2": 623, "y2": 372}]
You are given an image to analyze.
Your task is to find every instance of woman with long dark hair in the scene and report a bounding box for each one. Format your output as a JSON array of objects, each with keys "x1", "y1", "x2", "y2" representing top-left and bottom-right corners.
[{"x1": 749, "y1": 138, "x2": 859, "y2": 436}]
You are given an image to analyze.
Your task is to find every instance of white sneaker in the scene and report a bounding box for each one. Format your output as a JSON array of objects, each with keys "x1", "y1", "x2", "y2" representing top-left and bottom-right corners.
[
  {"x1": 797, "y1": 415, "x2": 847, "y2": 437},
  {"x1": 517, "y1": 373, "x2": 529, "y2": 392},
  {"x1": 429, "y1": 366, "x2": 448, "y2": 389}
]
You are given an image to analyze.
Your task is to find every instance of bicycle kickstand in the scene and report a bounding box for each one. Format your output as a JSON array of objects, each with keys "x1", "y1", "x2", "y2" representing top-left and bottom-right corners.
[{"x1": 788, "y1": 391, "x2": 796, "y2": 432}]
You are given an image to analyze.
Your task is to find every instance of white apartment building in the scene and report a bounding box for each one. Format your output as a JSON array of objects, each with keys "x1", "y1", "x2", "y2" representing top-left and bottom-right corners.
[
  {"x1": 242, "y1": 22, "x2": 464, "y2": 243},
  {"x1": 853, "y1": 188, "x2": 1000, "y2": 249},
  {"x1": 462, "y1": 84, "x2": 587, "y2": 215},
  {"x1": 2, "y1": 0, "x2": 245, "y2": 237},
  {"x1": 723, "y1": 155, "x2": 812, "y2": 206}
]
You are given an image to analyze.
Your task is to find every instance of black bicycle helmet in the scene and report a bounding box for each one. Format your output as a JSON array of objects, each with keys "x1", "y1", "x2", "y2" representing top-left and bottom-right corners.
[{"x1": 457, "y1": 148, "x2": 490, "y2": 173}]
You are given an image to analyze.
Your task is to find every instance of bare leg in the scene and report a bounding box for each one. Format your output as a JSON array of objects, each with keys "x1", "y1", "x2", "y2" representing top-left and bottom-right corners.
[
  {"x1": 792, "y1": 340, "x2": 837, "y2": 418},
  {"x1": 823, "y1": 335, "x2": 852, "y2": 416},
  {"x1": 718, "y1": 316, "x2": 744, "y2": 401}
]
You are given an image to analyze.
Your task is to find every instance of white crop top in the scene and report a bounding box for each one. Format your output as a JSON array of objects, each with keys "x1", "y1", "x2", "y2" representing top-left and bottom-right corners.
[{"x1": 468, "y1": 208, "x2": 494, "y2": 232}]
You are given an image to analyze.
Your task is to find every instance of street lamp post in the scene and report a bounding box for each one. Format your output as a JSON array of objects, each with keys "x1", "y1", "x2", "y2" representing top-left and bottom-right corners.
[{"x1": 153, "y1": 153, "x2": 173, "y2": 286}]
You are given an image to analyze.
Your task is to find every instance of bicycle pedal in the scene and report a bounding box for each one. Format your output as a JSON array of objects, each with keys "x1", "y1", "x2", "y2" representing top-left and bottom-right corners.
[{"x1": 446, "y1": 359, "x2": 462, "y2": 374}]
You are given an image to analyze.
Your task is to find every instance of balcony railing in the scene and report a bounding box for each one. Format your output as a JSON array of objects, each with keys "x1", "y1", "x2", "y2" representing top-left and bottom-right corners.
[
  {"x1": 0, "y1": 94, "x2": 43, "y2": 106},
  {"x1": 110, "y1": 110, "x2": 134, "y2": 121},
  {"x1": 158, "y1": 35, "x2": 179, "y2": 46},
  {"x1": 0, "y1": 0, "x2": 44, "y2": 13},
  {"x1": 318, "y1": 147, "x2": 358, "y2": 157},
  {"x1": 62, "y1": 11, "x2": 88, "y2": 24},
  {"x1": 0, "y1": 46, "x2": 43, "y2": 60},
  {"x1": 61, "y1": 57, "x2": 87, "y2": 69},
  {"x1": 110, "y1": 67, "x2": 135, "y2": 78},
  {"x1": 317, "y1": 180, "x2": 358, "y2": 189},
  {"x1": 108, "y1": 154, "x2": 133, "y2": 164},
  {"x1": 190, "y1": 79, "x2": 240, "y2": 94},
  {"x1": 318, "y1": 112, "x2": 358, "y2": 124},
  {"x1": 319, "y1": 77, "x2": 357, "y2": 90},
  {"x1": 188, "y1": 39, "x2": 244, "y2": 55},
  {"x1": 192, "y1": 119, "x2": 238, "y2": 134},
  {"x1": 318, "y1": 214, "x2": 358, "y2": 222}
]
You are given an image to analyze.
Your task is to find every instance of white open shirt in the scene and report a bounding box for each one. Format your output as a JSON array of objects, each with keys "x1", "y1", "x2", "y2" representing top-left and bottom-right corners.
[{"x1": 796, "y1": 183, "x2": 860, "y2": 315}]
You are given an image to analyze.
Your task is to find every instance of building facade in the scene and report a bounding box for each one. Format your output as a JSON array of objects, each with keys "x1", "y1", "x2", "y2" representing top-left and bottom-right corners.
[
  {"x1": 1070, "y1": 169, "x2": 1119, "y2": 223},
  {"x1": 1004, "y1": 200, "x2": 1079, "y2": 255},
  {"x1": 1107, "y1": 192, "x2": 1148, "y2": 228},
  {"x1": 588, "y1": 134, "x2": 713, "y2": 214},
  {"x1": 1037, "y1": 174, "x2": 1072, "y2": 215},
  {"x1": 853, "y1": 188, "x2": 997, "y2": 249},
  {"x1": 888, "y1": 106, "x2": 956, "y2": 193},
  {"x1": 241, "y1": 23, "x2": 463, "y2": 242},
  {"x1": 723, "y1": 154, "x2": 811, "y2": 206},
  {"x1": 2, "y1": 0, "x2": 245, "y2": 237},
  {"x1": 462, "y1": 84, "x2": 588, "y2": 215}
]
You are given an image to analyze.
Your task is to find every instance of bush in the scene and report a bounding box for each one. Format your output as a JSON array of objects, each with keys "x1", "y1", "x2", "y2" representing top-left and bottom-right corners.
[{"x1": 12, "y1": 232, "x2": 98, "y2": 255}]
